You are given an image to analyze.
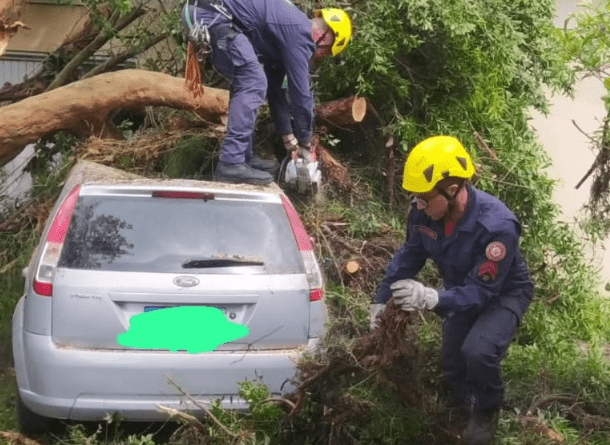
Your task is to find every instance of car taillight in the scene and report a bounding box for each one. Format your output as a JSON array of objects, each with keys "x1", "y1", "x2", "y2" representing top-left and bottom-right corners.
[
  {"x1": 33, "y1": 185, "x2": 81, "y2": 297},
  {"x1": 281, "y1": 196, "x2": 324, "y2": 301}
]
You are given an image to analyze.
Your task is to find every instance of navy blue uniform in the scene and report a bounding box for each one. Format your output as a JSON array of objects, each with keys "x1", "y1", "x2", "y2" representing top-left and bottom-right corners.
[
  {"x1": 183, "y1": 0, "x2": 315, "y2": 164},
  {"x1": 375, "y1": 185, "x2": 533, "y2": 410}
]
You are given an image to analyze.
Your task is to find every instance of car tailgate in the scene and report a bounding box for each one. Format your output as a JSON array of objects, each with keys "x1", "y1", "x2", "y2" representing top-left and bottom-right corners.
[{"x1": 51, "y1": 270, "x2": 310, "y2": 351}]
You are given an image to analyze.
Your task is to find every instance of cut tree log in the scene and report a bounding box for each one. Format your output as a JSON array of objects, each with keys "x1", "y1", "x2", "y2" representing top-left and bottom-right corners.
[
  {"x1": 344, "y1": 260, "x2": 360, "y2": 274},
  {"x1": 314, "y1": 95, "x2": 367, "y2": 128},
  {"x1": 0, "y1": 69, "x2": 229, "y2": 165}
]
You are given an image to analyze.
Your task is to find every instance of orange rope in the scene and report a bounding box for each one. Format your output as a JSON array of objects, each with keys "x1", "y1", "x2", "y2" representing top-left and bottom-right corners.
[{"x1": 185, "y1": 41, "x2": 206, "y2": 107}]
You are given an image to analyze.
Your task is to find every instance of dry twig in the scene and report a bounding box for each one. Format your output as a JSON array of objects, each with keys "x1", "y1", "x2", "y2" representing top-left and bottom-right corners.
[{"x1": 164, "y1": 375, "x2": 239, "y2": 438}]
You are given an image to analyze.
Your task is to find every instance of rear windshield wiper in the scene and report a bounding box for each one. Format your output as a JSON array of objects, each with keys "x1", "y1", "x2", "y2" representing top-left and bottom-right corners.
[{"x1": 182, "y1": 254, "x2": 264, "y2": 269}]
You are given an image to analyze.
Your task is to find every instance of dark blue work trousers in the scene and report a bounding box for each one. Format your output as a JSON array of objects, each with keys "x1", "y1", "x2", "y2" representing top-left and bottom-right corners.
[
  {"x1": 441, "y1": 304, "x2": 518, "y2": 411},
  {"x1": 209, "y1": 25, "x2": 267, "y2": 164}
]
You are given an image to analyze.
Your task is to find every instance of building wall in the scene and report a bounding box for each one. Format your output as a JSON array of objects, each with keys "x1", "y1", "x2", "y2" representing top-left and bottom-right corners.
[
  {"x1": 530, "y1": 0, "x2": 610, "y2": 292},
  {"x1": 1, "y1": 2, "x2": 88, "y2": 86},
  {"x1": 7, "y1": 2, "x2": 89, "y2": 54}
]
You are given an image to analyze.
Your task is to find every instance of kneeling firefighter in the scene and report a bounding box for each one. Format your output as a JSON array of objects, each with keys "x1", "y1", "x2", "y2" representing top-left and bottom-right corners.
[{"x1": 371, "y1": 136, "x2": 534, "y2": 445}]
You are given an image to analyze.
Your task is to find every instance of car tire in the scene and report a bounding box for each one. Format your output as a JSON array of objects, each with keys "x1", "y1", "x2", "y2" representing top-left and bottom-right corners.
[{"x1": 17, "y1": 393, "x2": 53, "y2": 434}]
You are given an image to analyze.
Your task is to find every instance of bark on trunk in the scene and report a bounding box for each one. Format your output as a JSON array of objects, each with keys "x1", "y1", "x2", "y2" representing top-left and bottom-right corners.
[
  {"x1": 0, "y1": 69, "x2": 229, "y2": 164},
  {"x1": 314, "y1": 95, "x2": 367, "y2": 128}
]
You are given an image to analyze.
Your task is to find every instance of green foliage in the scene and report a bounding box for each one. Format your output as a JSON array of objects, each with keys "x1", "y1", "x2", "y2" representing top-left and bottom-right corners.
[
  {"x1": 558, "y1": 1, "x2": 610, "y2": 239},
  {"x1": 79, "y1": 0, "x2": 134, "y2": 14},
  {"x1": 162, "y1": 136, "x2": 216, "y2": 178},
  {"x1": 561, "y1": 1, "x2": 610, "y2": 88},
  {"x1": 319, "y1": 0, "x2": 573, "y2": 139},
  {"x1": 313, "y1": 197, "x2": 403, "y2": 239},
  {"x1": 0, "y1": 368, "x2": 18, "y2": 431},
  {"x1": 311, "y1": 0, "x2": 610, "y2": 441},
  {"x1": 239, "y1": 380, "x2": 283, "y2": 441},
  {"x1": 325, "y1": 285, "x2": 372, "y2": 329},
  {"x1": 63, "y1": 423, "x2": 156, "y2": 445},
  {"x1": 3, "y1": 0, "x2": 610, "y2": 443},
  {"x1": 348, "y1": 382, "x2": 428, "y2": 443}
]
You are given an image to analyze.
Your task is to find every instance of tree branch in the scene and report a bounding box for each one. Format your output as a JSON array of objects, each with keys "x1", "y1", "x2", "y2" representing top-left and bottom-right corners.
[
  {"x1": 83, "y1": 33, "x2": 168, "y2": 79},
  {"x1": 575, "y1": 117, "x2": 610, "y2": 189},
  {"x1": 45, "y1": 7, "x2": 147, "y2": 91},
  {"x1": 164, "y1": 375, "x2": 239, "y2": 438}
]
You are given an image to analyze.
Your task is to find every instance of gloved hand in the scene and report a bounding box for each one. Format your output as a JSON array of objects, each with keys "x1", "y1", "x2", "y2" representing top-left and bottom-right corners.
[
  {"x1": 391, "y1": 279, "x2": 438, "y2": 311},
  {"x1": 370, "y1": 303, "x2": 386, "y2": 330},
  {"x1": 282, "y1": 134, "x2": 298, "y2": 152},
  {"x1": 297, "y1": 145, "x2": 313, "y2": 163}
]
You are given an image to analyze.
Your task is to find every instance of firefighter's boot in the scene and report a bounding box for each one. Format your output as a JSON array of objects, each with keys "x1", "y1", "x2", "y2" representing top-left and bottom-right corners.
[
  {"x1": 248, "y1": 154, "x2": 279, "y2": 175},
  {"x1": 462, "y1": 408, "x2": 499, "y2": 445},
  {"x1": 215, "y1": 161, "x2": 273, "y2": 185}
]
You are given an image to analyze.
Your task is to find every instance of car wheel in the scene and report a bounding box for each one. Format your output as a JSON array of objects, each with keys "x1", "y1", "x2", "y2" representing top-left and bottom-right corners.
[{"x1": 17, "y1": 393, "x2": 53, "y2": 434}]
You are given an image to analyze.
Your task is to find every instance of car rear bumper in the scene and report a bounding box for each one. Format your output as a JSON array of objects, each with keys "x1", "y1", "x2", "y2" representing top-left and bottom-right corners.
[{"x1": 13, "y1": 298, "x2": 314, "y2": 421}]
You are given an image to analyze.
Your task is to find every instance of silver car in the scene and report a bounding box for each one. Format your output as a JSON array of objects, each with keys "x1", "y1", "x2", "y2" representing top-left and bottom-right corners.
[{"x1": 12, "y1": 161, "x2": 326, "y2": 431}]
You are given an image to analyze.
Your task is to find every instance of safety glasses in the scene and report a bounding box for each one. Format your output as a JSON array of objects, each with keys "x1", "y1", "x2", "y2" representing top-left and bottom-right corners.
[{"x1": 413, "y1": 190, "x2": 440, "y2": 209}]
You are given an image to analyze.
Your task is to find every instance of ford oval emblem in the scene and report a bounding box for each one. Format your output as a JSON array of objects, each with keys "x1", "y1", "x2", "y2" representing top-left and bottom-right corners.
[{"x1": 173, "y1": 276, "x2": 200, "y2": 287}]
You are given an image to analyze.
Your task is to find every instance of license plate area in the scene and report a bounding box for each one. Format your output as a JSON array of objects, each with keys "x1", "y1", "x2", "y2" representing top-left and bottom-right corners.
[{"x1": 144, "y1": 305, "x2": 227, "y2": 314}]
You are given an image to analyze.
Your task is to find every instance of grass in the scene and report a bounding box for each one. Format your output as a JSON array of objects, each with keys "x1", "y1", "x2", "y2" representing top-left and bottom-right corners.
[
  {"x1": 0, "y1": 367, "x2": 17, "y2": 431},
  {"x1": 0, "y1": 275, "x2": 23, "y2": 369}
]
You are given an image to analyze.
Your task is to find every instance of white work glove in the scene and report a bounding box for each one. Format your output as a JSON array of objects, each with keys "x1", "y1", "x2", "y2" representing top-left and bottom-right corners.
[
  {"x1": 282, "y1": 134, "x2": 298, "y2": 152},
  {"x1": 370, "y1": 303, "x2": 386, "y2": 330},
  {"x1": 391, "y1": 279, "x2": 439, "y2": 311},
  {"x1": 297, "y1": 145, "x2": 313, "y2": 163}
]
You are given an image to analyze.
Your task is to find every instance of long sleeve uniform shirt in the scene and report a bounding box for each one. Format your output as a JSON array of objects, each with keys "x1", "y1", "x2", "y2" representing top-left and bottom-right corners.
[{"x1": 374, "y1": 186, "x2": 534, "y2": 321}]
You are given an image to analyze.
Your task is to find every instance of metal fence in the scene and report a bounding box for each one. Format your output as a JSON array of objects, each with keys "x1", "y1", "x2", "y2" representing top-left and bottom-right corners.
[{"x1": 0, "y1": 53, "x2": 44, "y2": 86}]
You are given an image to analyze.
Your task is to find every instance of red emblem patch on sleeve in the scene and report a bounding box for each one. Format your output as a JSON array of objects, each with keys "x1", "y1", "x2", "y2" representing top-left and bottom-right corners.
[
  {"x1": 478, "y1": 260, "x2": 498, "y2": 281},
  {"x1": 485, "y1": 241, "x2": 506, "y2": 262},
  {"x1": 415, "y1": 225, "x2": 438, "y2": 240}
]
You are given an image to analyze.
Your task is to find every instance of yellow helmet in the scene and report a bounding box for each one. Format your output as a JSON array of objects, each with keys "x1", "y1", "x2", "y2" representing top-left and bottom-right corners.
[
  {"x1": 402, "y1": 136, "x2": 475, "y2": 193},
  {"x1": 315, "y1": 8, "x2": 352, "y2": 56}
]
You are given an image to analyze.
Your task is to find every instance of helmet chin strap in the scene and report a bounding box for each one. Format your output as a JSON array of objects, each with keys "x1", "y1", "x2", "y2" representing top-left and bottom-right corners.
[{"x1": 434, "y1": 179, "x2": 465, "y2": 218}]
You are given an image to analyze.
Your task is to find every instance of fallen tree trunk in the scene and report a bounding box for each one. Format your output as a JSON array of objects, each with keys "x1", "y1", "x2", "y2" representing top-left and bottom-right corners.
[
  {"x1": 314, "y1": 95, "x2": 367, "y2": 128},
  {"x1": 0, "y1": 69, "x2": 229, "y2": 164}
]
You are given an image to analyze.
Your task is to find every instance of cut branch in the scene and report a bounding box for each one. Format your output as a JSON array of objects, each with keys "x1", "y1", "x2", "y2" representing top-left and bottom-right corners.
[
  {"x1": 313, "y1": 135, "x2": 352, "y2": 192},
  {"x1": 164, "y1": 375, "x2": 239, "y2": 438},
  {"x1": 473, "y1": 130, "x2": 499, "y2": 161},
  {"x1": 315, "y1": 95, "x2": 367, "y2": 128}
]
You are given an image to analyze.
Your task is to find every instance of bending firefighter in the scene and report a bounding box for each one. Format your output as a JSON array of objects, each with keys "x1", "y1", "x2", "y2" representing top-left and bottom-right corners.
[
  {"x1": 371, "y1": 136, "x2": 533, "y2": 445},
  {"x1": 182, "y1": 0, "x2": 352, "y2": 185}
]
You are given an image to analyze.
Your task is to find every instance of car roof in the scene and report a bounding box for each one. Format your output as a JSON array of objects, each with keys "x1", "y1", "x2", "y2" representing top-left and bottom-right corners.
[{"x1": 62, "y1": 160, "x2": 285, "y2": 197}]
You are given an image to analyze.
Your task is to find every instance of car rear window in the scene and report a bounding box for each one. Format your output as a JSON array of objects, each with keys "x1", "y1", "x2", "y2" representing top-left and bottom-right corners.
[{"x1": 58, "y1": 194, "x2": 304, "y2": 274}]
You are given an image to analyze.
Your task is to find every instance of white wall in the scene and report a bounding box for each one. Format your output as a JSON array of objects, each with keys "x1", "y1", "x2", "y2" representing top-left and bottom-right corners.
[{"x1": 529, "y1": 0, "x2": 610, "y2": 293}]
